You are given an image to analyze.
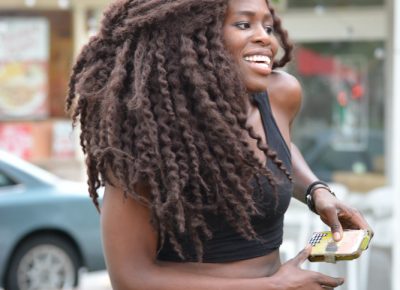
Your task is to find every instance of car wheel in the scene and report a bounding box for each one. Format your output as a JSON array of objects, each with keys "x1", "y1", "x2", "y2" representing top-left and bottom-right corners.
[{"x1": 5, "y1": 234, "x2": 80, "y2": 290}]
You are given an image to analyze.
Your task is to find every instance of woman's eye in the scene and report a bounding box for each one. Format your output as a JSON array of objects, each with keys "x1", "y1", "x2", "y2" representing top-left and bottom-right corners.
[
  {"x1": 234, "y1": 22, "x2": 250, "y2": 30},
  {"x1": 265, "y1": 26, "x2": 274, "y2": 34}
]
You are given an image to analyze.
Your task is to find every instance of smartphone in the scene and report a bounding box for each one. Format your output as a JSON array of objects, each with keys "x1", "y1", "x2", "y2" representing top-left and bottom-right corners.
[{"x1": 308, "y1": 229, "x2": 372, "y2": 263}]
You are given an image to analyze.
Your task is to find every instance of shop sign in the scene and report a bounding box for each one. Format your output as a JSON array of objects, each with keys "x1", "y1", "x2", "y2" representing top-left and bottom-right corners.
[{"x1": 0, "y1": 18, "x2": 49, "y2": 120}]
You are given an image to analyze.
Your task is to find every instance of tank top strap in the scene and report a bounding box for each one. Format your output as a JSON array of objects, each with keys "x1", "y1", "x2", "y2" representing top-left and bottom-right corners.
[
  {"x1": 253, "y1": 91, "x2": 291, "y2": 163},
  {"x1": 253, "y1": 91, "x2": 274, "y2": 126}
]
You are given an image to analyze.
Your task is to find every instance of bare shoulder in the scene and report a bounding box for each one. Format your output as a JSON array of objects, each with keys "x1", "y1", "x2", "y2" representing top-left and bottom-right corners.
[
  {"x1": 266, "y1": 70, "x2": 303, "y2": 122},
  {"x1": 267, "y1": 70, "x2": 302, "y2": 105}
]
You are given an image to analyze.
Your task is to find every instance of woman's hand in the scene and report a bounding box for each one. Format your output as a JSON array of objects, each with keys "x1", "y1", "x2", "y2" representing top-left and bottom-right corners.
[
  {"x1": 313, "y1": 188, "x2": 374, "y2": 241},
  {"x1": 273, "y1": 246, "x2": 344, "y2": 289},
  {"x1": 288, "y1": 143, "x2": 373, "y2": 242}
]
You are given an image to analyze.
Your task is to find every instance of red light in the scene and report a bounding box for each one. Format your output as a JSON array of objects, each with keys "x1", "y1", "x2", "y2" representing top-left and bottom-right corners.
[{"x1": 352, "y1": 84, "x2": 364, "y2": 99}]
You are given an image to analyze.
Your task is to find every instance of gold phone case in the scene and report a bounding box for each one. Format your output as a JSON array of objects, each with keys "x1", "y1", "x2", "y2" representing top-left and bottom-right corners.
[{"x1": 308, "y1": 229, "x2": 371, "y2": 263}]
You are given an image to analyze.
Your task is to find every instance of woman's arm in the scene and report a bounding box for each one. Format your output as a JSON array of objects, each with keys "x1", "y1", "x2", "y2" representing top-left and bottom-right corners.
[
  {"x1": 101, "y1": 180, "x2": 343, "y2": 290},
  {"x1": 267, "y1": 71, "x2": 372, "y2": 241},
  {"x1": 290, "y1": 142, "x2": 319, "y2": 201}
]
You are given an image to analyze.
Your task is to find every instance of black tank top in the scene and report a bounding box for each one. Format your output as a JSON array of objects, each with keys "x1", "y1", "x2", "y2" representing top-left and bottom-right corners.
[{"x1": 157, "y1": 92, "x2": 293, "y2": 262}]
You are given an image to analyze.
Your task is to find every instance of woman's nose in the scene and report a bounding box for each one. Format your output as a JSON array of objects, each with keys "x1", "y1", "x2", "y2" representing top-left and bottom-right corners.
[{"x1": 252, "y1": 25, "x2": 271, "y2": 45}]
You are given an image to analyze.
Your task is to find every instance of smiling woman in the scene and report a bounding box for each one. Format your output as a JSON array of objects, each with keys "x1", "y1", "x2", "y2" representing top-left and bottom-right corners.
[
  {"x1": 66, "y1": 0, "x2": 373, "y2": 289},
  {"x1": 222, "y1": 0, "x2": 278, "y2": 90}
]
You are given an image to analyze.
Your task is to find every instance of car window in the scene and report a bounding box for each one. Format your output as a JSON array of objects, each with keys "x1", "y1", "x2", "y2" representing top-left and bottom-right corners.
[{"x1": 0, "y1": 171, "x2": 17, "y2": 187}]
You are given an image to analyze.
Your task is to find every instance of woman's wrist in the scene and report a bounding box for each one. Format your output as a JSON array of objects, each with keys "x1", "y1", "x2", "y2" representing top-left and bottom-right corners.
[
  {"x1": 305, "y1": 181, "x2": 336, "y2": 214},
  {"x1": 313, "y1": 187, "x2": 336, "y2": 201}
]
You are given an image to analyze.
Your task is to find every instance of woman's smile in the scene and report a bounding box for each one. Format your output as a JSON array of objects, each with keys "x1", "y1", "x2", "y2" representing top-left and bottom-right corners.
[
  {"x1": 223, "y1": 0, "x2": 279, "y2": 92},
  {"x1": 242, "y1": 53, "x2": 273, "y2": 75}
]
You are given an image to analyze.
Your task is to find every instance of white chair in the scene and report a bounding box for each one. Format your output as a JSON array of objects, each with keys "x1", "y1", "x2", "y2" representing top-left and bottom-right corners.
[{"x1": 348, "y1": 186, "x2": 393, "y2": 290}]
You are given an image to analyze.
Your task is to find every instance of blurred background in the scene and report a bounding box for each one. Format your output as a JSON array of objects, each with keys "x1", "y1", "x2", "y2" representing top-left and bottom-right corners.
[{"x1": 0, "y1": 0, "x2": 398, "y2": 289}]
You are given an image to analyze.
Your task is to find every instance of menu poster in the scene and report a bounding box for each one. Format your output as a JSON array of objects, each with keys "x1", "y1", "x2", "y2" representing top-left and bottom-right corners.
[{"x1": 0, "y1": 18, "x2": 49, "y2": 120}]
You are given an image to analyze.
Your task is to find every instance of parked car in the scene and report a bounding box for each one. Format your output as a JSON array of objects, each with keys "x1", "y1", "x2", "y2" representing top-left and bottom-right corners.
[{"x1": 0, "y1": 151, "x2": 105, "y2": 290}]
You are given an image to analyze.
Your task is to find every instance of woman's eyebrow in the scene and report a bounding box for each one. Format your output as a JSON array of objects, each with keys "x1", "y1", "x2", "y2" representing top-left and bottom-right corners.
[{"x1": 235, "y1": 10, "x2": 273, "y2": 21}]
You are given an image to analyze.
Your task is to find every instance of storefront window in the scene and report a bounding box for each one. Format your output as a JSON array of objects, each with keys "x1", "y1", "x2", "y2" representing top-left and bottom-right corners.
[
  {"x1": 288, "y1": 41, "x2": 386, "y2": 192},
  {"x1": 287, "y1": 0, "x2": 384, "y2": 8}
]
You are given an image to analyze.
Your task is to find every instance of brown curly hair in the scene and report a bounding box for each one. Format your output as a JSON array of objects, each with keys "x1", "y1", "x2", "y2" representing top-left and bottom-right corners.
[{"x1": 66, "y1": 0, "x2": 294, "y2": 261}]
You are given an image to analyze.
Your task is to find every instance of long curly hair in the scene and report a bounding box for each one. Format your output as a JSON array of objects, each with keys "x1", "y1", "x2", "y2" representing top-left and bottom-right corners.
[{"x1": 66, "y1": 0, "x2": 294, "y2": 261}]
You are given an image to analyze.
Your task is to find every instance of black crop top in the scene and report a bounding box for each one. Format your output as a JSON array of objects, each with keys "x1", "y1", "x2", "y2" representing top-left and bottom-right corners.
[{"x1": 157, "y1": 92, "x2": 293, "y2": 263}]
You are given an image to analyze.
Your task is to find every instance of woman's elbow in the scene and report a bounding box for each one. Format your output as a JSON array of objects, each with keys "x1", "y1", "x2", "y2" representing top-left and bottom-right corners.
[{"x1": 108, "y1": 263, "x2": 157, "y2": 290}]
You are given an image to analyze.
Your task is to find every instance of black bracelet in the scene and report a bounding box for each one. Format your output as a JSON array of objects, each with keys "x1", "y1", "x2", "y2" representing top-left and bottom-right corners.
[
  {"x1": 305, "y1": 181, "x2": 335, "y2": 214},
  {"x1": 305, "y1": 181, "x2": 329, "y2": 203}
]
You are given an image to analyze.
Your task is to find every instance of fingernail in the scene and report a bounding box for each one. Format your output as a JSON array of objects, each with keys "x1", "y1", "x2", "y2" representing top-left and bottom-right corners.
[
  {"x1": 334, "y1": 232, "x2": 341, "y2": 240},
  {"x1": 336, "y1": 279, "x2": 343, "y2": 286}
]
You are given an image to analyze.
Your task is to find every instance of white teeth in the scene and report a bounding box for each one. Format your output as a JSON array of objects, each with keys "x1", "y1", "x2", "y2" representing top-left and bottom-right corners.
[{"x1": 244, "y1": 55, "x2": 271, "y2": 64}]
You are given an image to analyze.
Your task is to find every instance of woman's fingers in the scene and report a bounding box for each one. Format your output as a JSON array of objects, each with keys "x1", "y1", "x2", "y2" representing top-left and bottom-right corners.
[
  {"x1": 338, "y1": 207, "x2": 373, "y2": 233},
  {"x1": 291, "y1": 245, "x2": 312, "y2": 266},
  {"x1": 320, "y1": 206, "x2": 344, "y2": 242},
  {"x1": 290, "y1": 247, "x2": 345, "y2": 288},
  {"x1": 286, "y1": 247, "x2": 345, "y2": 289},
  {"x1": 317, "y1": 274, "x2": 345, "y2": 288}
]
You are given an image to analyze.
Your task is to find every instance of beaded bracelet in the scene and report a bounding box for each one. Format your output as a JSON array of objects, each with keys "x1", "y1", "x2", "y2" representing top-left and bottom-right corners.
[{"x1": 305, "y1": 181, "x2": 336, "y2": 214}]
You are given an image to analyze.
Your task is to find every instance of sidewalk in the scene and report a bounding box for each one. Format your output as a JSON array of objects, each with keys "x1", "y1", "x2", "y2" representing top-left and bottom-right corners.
[{"x1": 79, "y1": 271, "x2": 112, "y2": 290}]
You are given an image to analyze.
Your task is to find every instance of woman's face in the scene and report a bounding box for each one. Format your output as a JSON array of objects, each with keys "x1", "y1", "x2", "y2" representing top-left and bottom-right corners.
[{"x1": 223, "y1": 0, "x2": 279, "y2": 93}]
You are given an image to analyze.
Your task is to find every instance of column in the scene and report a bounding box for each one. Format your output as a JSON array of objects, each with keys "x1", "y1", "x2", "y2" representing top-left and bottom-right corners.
[
  {"x1": 71, "y1": 3, "x2": 88, "y2": 181},
  {"x1": 73, "y1": 3, "x2": 87, "y2": 58},
  {"x1": 391, "y1": 0, "x2": 400, "y2": 288}
]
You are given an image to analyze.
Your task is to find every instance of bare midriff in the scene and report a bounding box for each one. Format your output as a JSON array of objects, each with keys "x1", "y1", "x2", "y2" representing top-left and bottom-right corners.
[{"x1": 157, "y1": 249, "x2": 281, "y2": 278}]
